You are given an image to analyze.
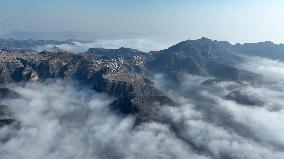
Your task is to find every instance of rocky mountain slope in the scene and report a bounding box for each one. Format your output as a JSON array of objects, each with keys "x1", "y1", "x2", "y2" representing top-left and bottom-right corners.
[
  {"x1": 0, "y1": 38, "x2": 265, "y2": 125},
  {"x1": 146, "y1": 38, "x2": 258, "y2": 83},
  {"x1": 0, "y1": 49, "x2": 173, "y2": 123}
]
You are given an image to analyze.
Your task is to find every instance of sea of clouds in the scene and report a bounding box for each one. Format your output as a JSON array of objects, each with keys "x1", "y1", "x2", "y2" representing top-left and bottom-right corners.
[
  {"x1": 1, "y1": 55, "x2": 284, "y2": 159},
  {"x1": 0, "y1": 81, "x2": 207, "y2": 159}
]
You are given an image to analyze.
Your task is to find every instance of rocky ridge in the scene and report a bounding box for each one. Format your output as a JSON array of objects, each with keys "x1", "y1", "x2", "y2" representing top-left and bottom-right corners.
[{"x1": 0, "y1": 38, "x2": 264, "y2": 124}]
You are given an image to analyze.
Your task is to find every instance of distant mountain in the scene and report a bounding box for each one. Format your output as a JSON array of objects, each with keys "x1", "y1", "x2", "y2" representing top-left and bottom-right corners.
[
  {"x1": 232, "y1": 41, "x2": 284, "y2": 61},
  {"x1": 85, "y1": 47, "x2": 147, "y2": 58},
  {"x1": 146, "y1": 37, "x2": 257, "y2": 82},
  {"x1": 44, "y1": 46, "x2": 65, "y2": 53},
  {"x1": 1, "y1": 37, "x2": 284, "y2": 61},
  {"x1": 0, "y1": 38, "x2": 72, "y2": 49}
]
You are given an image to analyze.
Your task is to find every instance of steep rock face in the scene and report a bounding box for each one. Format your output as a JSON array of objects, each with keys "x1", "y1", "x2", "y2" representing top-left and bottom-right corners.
[
  {"x1": 0, "y1": 88, "x2": 18, "y2": 127},
  {"x1": 0, "y1": 88, "x2": 18, "y2": 99},
  {"x1": 0, "y1": 51, "x2": 174, "y2": 122},
  {"x1": 88, "y1": 67, "x2": 175, "y2": 122},
  {"x1": 0, "y1": 105, "x2": 16, "y2": 127},
  {"x1": 0, "y1": 52, "x2": 77, "y2": 84}
]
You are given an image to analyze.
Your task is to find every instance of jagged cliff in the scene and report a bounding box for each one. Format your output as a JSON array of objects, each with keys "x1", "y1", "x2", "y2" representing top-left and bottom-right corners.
[{"x1": 0, "y1": 49, "x2": 174, "y2": 123}]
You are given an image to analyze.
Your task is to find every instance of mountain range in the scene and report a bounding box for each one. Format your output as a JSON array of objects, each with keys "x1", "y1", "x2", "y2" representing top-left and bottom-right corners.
[
  {"x1": 1, "y1": 37, "x2": 279, "y2": 124},
  {"x1": 1, "y1": 37, "x2": 284, "y2": 159}
]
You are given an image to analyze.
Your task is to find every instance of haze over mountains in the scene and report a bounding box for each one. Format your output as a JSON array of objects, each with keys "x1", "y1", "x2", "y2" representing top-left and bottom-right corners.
[
  {"x1": 1, "y1": 31, "x2": 150, "y2": 41},
  {"x1": 0, "y1": 37, "x2": 284, "y2": 159},
  {"x1": 1, "y1": 0, "x2": 284, "y2": 158},
  {"x1": 0, "y1": 38, "x2": 174, "y2": 53},
  {"x1": 1, "y1": 37, "x2": 284, "y2": 59}
]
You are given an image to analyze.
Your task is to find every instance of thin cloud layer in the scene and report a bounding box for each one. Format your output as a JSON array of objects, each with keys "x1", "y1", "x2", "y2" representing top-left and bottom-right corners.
[{"x1": 41, "y1": 38, "x2": 174, "y2": 53}]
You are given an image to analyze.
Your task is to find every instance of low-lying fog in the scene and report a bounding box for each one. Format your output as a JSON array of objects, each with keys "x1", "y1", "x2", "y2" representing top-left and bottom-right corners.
[
  {"x1": 1, "y1": 55, "x2": 284, "y2": 159},
  {"x1": 37, "y1": 38, "x2": 178, "y2": 53}
]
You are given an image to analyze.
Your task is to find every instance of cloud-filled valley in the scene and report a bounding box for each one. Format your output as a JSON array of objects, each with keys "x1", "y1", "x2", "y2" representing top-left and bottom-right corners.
[
  {"x1": 1, "y1": 54, "x2": 284, "y2": 159},
  {"x1": 1, "y1": 0, "x2": 284, "y2": 158},
  {"x1": 0, "y1": 81, "x2": 207, "y2": 159},
  {"x1": 1, "y1": 36, "x2": 284, "y2": 159}
]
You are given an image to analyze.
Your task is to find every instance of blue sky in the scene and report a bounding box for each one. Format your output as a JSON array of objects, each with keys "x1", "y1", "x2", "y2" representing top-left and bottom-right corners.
[{"x1": 0, "y1": 0, "x2": 284, "y2": 43}]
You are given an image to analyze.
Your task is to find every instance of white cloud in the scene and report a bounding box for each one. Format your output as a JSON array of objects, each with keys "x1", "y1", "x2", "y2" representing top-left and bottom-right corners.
[
  {"x1": 242, "y1": 56, "x2": 284, "y2": 81},
  {"x1": 1, "y1": 56, "x2": 284, "y2": 159},
  {"x1": 152, "y1": 66, "x2": 284, "y2": 159},
  {"x1": 41, "y1": 38, "x2": 174, "y2": 53},
  {"x1": 0, "y1": 81, "x2": 208, "y2": 159}
]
